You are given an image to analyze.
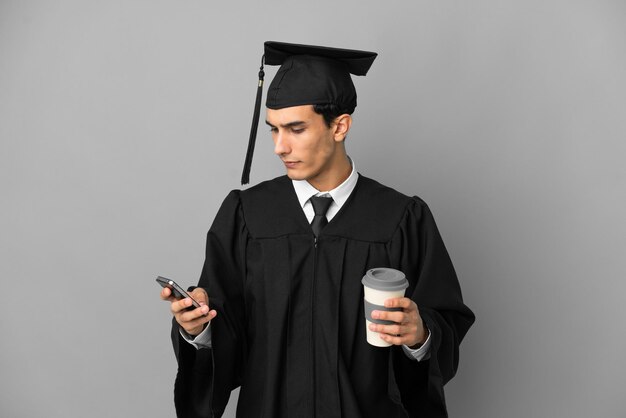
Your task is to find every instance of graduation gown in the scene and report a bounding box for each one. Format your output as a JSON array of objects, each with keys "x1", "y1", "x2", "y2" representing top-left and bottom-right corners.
[{"x1": 171, "y1": 174, "x2": 474, "y2": 418}]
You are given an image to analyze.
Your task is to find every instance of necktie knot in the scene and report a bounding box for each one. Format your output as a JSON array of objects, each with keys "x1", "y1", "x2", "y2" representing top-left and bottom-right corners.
[
  {"x1": 310, "y1": 195, "x2": 333, "y2": 216},
  {"x1": 310, "y1": 195, "x2": 333, "y2": 238}
]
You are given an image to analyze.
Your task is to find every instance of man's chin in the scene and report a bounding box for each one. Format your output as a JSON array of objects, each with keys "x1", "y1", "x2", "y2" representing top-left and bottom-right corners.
[
  {"x1": 286, "y1": 172, "x2": 306, "y2": 181},
  {"x1": 284, "y1": 167, "x2": 306, "y2": 180}
]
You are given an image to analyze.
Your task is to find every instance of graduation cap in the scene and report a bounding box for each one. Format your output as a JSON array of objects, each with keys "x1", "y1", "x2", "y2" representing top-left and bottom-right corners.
[{"x1": 241, "y1": 41, "x2": 378, "y2": 185}]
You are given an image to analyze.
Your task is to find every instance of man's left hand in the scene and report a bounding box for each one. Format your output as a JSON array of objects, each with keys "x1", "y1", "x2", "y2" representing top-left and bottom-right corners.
[{"x1": 370, "y1": 297, "x2": 428, "y2": 348}]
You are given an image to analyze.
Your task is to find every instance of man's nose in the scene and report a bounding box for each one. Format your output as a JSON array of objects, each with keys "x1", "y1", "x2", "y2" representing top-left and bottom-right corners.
[{"x1": 274, "y1": 132, "x2": 290, "y2": 155}]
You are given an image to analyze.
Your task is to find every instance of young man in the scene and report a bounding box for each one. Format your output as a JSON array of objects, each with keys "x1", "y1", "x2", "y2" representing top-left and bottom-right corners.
[{"x1": 161, "y1": 41, "x2": 474, "y2": 418}]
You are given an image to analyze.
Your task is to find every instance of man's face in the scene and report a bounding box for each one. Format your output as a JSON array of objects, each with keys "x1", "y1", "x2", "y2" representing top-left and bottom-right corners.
[{"x1": 266, "y1": 105, "x2": 342, "y2": 187}]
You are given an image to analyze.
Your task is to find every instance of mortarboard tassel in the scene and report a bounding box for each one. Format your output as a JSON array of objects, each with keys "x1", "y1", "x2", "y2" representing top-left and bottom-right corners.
[{"x1": 241, "y1": 55, "x2": 265, "y2": 185}]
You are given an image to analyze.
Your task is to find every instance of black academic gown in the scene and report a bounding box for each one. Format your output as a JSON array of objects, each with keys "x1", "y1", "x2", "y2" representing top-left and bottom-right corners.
[{"x1": 171, "y1": 174, "x2": 474, "y2": 418}]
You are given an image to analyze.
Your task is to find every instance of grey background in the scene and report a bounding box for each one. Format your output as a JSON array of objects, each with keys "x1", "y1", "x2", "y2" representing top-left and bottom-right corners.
[{"x1": 1, "y1": 0, "x2": 625, "y2": 417}]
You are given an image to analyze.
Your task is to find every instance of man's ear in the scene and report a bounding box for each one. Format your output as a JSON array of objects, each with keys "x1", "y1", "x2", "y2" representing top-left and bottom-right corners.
[{"x1": 333, "y1": 114, "x2": 352, "y2": 142}]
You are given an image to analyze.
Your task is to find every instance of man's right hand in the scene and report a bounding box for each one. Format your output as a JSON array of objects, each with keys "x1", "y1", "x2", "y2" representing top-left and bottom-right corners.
[{"x1": 160, "y1": 287, "x2": 217, "y2": 336}]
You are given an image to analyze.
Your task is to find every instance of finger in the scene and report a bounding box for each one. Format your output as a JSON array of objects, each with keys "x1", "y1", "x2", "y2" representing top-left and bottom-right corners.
[
  {"x1": 161, "y1": 293, "x2": 178, "y2": 304},
  {"x1": 384, "y1": 297, "x2": 415, "y2": 310},
  {"x1": 371, "y1": 309, "x2": 408, "y2": 324},
  {"x1": 181, "y1": 310, "x2": 216, "y2": 334},
  {"x1": 377, "y1": 333, "x2": 410, "y2": 346},
  {"x1": 160, "y1": 287, "x2": 173, "y2": 300},
  {"x1": 190, "y1": 288, "x2": 209, "y2": 305},
  {"x1": 368, "y1": 322, "x2": 406, "y2": 336},
  {"x1": 369, "y1": 318, "x2": 424, "y2": 347},
  {"x1": 171, "y1": 297, "x2": 197, "y2": 314},
  {"x1": 176, "y1": 307, "x2": 208, "y2": 326},
  {"x1": 179, "y1": 305, "x2": 214, "y2": 323},
  {"x1": 371, "y1": 323, "x2": 421, "y2": 346}
]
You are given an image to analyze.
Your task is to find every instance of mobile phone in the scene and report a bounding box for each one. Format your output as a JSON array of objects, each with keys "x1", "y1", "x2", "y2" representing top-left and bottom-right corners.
[{"x1": 156, "y1": 276, "x2": 202, "y2": 310}]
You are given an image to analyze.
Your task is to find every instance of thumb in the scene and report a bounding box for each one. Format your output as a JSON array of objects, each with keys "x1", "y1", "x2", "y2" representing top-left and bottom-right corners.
[{"x1": 190, "y1": 287, "x2": 209, "y2": 305}]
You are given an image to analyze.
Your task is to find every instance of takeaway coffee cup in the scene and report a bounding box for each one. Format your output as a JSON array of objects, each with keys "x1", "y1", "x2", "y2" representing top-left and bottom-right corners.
[{"x1": 362, "y1": 268, "x2": 409, "y2": 347}]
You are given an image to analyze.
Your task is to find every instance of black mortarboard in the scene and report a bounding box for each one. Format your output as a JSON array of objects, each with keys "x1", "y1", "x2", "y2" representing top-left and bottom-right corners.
[{"x1": 241, "y1": 41, "x2": 377, "y2": 185}]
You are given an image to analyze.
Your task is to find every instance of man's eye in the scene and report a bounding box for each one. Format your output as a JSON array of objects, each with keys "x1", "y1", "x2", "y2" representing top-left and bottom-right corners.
[
  {"x1": 292, "y1": 128, "x2": 305, "y2": 134},
  {"x1": 269, "y1": 127, "x2": 278, "y2": 133}
]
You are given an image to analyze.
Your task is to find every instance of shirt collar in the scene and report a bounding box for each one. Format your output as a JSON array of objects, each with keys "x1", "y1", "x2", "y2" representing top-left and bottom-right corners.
[{"x1": 292, "y1": 158, "x2": 358, "y2": 209}]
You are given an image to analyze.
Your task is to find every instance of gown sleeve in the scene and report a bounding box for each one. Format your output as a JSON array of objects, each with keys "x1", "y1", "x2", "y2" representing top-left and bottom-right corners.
[
  {"x1": 388, "y1": 197, "x2": 475, "y2": 417},
  {"x1": 171, "y1": 190, "x2": 248, "y2": 418}
]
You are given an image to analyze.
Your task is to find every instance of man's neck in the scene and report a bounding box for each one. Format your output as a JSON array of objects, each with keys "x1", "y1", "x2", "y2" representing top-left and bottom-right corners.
[{"x1": 308, "y1": 155, "x2": 352, "y2": 192}]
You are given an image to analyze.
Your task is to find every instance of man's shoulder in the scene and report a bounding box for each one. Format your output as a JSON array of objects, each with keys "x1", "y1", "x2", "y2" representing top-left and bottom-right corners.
[
  {"x1": 321, "y1": 174, "x2": 426, "y2": 242},
  {"x1": 354, "y1": 174, "x2": 419, "y2": 208},
  {"x1": 235, "y1": 176, "x2": 306, "y2": 238},
  {"x1": 214, "y1": 176, "x2": 292, "y2": 221},
  {"x1": 244, "y1": 174, "x2": 290, "y2": 190},
  {"x1": 238, "y1": 175, "x2": 293, "y2": 205}
]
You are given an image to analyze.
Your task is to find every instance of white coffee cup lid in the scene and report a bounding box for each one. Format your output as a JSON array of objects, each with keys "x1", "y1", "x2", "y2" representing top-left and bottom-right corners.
[{"x1": 361, "y1": 268, "x2": 408, "y2": 291}]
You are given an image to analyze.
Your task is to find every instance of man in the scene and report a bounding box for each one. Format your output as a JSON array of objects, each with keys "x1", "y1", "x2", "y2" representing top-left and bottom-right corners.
[{"x1": 161, "y1": 41, "x2": 474, "y2": 418}]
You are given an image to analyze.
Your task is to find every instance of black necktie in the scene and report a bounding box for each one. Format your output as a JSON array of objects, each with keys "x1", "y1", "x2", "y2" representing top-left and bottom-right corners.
[{"x1": 310, "y1": 195, "x2": 333, "y2": 238}]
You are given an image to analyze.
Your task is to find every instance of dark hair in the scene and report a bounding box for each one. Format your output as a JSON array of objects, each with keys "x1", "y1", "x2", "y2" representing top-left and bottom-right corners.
[{"x1": 313, "y1": 103, "x2": 354, "y2": 128}]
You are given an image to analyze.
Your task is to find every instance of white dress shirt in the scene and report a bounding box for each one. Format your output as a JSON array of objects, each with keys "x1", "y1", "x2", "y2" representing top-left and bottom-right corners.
[{"x1": 182, "y1": 159, "x2": 431, "y2": 361}]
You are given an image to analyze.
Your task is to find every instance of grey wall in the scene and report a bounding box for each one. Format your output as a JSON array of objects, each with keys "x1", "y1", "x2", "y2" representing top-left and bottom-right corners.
[{"x1": 1, "y1": 1, "x2": 625, "y2": 417}]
